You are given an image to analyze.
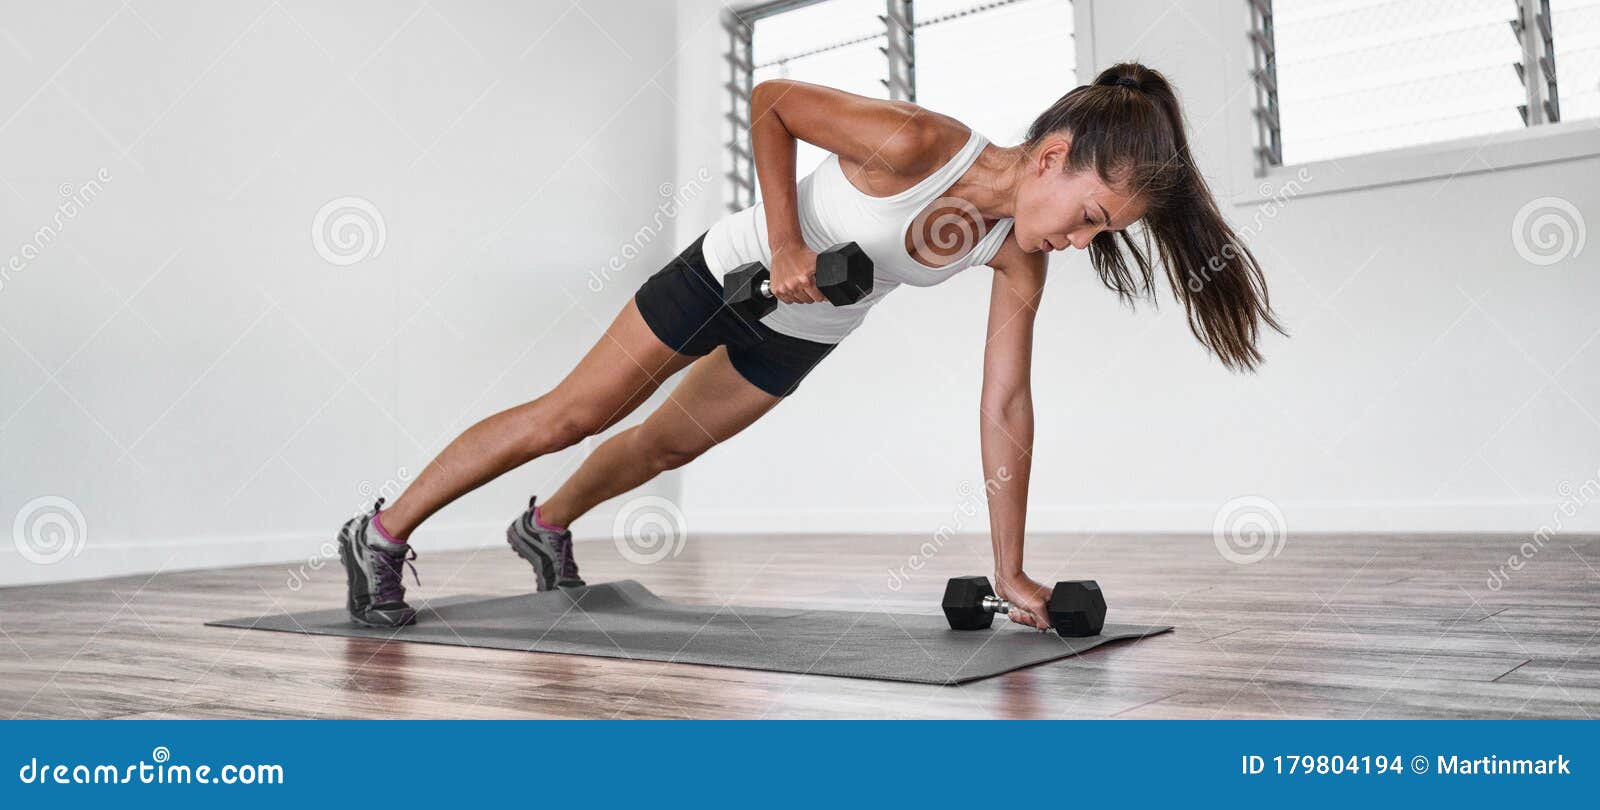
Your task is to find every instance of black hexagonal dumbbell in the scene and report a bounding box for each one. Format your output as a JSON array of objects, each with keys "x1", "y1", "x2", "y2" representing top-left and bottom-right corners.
[
  {"x1": 722, "y1": 242, "x2": 874, "y2": 323},
  {"x1": 941, "y1": 575, "x2": 1106, "y2": 637},
  {"x1": 1046, "y1": 580, "x2": 1106, "y2": 638},
  {"x1": 941, "y1": 575, "x2": 1007, "y2": 630}
]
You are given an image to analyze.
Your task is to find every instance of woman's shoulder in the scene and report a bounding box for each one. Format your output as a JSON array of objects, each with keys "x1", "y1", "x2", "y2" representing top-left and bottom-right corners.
[
  {"x1": 985, "y1": 227, "x2": 1042, "y2": 277},
  {"x1": 840, "y1": 107, "x2": 974, "y2": 196}
]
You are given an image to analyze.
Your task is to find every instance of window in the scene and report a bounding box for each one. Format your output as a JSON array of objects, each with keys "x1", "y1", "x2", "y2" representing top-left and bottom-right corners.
[
  {"x1": 723, "y1": 0, "x2": 1077, "y2": 211},
  {"x1": 1553, "y1": 0, "x2": 1600, "y2": 121},
  {"x1": 915, "y1": 0, "x2": 1077, "y2": 144},
  {"x1": 1249, "y1": 0, "x2": 1600, "y2": 171},
  {"x1": 753, "y1": 1, "x2": 895, "y2": 180}
]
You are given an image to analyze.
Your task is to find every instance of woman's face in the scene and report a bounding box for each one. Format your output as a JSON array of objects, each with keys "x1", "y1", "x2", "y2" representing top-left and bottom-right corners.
[{"x1": 1012, "y1": 137, "x2": 1146, "y2": 254}]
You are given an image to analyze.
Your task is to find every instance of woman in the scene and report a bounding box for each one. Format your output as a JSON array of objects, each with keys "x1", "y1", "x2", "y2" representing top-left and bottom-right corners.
[{"x1": 337, "y1": 62, "x2": 1282, "y2": 631}]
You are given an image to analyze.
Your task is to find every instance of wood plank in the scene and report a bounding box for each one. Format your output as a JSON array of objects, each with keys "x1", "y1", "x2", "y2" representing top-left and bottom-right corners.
[{"x1": 1, "y1": 531, "x2": 1596, "y2": 719}]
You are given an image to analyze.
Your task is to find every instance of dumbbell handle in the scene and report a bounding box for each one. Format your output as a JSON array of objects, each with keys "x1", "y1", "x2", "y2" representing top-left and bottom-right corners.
[
  {"x1": 986, "y1": 594, "x2": 1051, "y2": 633},
  {"x1": 982, "y1": 595, "x2": 1012, "y2": 616},
  {"x1": 753, "y1": 278, "x2": 822, "y2": 301}
]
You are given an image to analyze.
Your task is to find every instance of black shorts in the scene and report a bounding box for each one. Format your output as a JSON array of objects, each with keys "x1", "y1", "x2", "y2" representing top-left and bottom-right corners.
[{"x1": 634, "y1": 233, "x2": 837, "y2": 397}]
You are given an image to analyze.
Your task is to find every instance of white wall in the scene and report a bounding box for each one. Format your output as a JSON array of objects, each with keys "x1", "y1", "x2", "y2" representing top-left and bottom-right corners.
[
  {"x1": 5, "y1": 0, "x2": 1596, "y2": 588},
  {"x1": 673, "y1": 0, "x2": 1600, "y2": 538},
  {"x1": 0, "y1": 0, "x2": 685, "y2": 585}
]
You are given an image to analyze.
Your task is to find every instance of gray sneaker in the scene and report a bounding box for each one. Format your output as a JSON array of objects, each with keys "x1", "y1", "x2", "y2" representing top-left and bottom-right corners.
[
  {"x1": 506, "y1": 497, "x2": 585, "y2": 590},
  {"x1": 337, "y1": 498, "x2": 419, "y2": 628}
]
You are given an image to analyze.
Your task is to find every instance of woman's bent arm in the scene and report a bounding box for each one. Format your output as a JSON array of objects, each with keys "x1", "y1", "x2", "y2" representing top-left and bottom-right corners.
[{"x1": 747, "y1": 79, "x2": 952, "y2": 303}]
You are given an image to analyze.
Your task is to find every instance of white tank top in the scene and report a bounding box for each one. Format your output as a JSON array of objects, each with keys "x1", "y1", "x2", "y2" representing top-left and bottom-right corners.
[{"x1": 701, "y1": 129, "x2": 1015, "y2": 344}]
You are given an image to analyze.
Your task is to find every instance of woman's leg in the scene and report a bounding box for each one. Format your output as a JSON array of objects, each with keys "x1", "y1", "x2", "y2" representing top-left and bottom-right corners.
[
  {"x1": 377, "y1": 299, "x2": 697, "y2": 540},
  {"x1": 535, "y1": 346, "x2": 783, "y2": 528}
]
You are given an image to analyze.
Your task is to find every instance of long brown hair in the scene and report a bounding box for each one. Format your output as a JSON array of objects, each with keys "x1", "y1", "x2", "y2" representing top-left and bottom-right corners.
[{"x1": 1025, "y1": 62, "x2": 1285, "y2": 371}]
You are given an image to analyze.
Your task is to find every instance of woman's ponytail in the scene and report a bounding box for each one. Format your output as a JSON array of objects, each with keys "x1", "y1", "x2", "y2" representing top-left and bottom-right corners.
[{"x1": 1029, "y1": 63, "x2": 1285, "y2": 371}]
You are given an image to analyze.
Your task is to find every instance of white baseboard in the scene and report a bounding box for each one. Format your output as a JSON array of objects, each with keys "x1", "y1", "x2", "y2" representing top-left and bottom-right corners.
[
  {"x1": 4, "y1": 501, "x2": 1591, "y2": 588},
  {"x1": 674, "y1": 501, "x2": 1600, "y2": 537},
  {"x1": 0, "y1": 521, "x2": 514, "y2": 589}
]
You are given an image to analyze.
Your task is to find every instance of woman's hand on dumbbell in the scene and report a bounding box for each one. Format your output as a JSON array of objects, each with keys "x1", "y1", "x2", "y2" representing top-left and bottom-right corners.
[
  {"x1": 769, "y1": 243, "x2": 825, "y2": 304},
  {"x1": 994, "y1": 572, "x2": 1053, "y2": 631}
]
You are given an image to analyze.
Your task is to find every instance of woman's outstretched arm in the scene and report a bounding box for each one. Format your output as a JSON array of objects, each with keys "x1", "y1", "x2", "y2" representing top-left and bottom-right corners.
[{"x1": 980, "y1": 239, "x2": 1050, "y2": 629}]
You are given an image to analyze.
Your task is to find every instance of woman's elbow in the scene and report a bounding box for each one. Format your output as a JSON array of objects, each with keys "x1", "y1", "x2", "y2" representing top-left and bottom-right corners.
[
  {"x1": 980, "y1": 390, "x2": 1032, "y2": 421},
  {"x1": 750, "y1": 79, "x2": 790, "y2": 108}
]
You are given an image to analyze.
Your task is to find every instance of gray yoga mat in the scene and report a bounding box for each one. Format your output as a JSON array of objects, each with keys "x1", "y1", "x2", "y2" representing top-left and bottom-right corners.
[{"x1": 208, "y1": 580, "x2": 1171, "y2": 685}]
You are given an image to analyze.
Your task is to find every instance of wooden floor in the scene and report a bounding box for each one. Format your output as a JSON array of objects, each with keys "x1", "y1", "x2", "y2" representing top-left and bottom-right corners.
[{"x1": 2, "y1": 531, "x2": 1598, "y2": 719}]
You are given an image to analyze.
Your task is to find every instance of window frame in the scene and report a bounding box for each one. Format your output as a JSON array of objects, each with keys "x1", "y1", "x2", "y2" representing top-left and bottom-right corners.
[
  {"x1": 1233, "y1": 0, "x2": 1600, "y2": 206},
  {"x1": 722, "y1": 0, "x2": 910, "y2": 213},
  {"x1": 722, "y1": 0, "x2": 1093, "y2": 212}
]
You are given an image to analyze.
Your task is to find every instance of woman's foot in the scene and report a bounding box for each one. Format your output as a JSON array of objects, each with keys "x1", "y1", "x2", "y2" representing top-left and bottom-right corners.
[
  {"x1": 337, "y1": 499, "x2": 420, "y2": 627},
  {"x1": 506, "y1": 497, "x2": 585, "y2": 590}
]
